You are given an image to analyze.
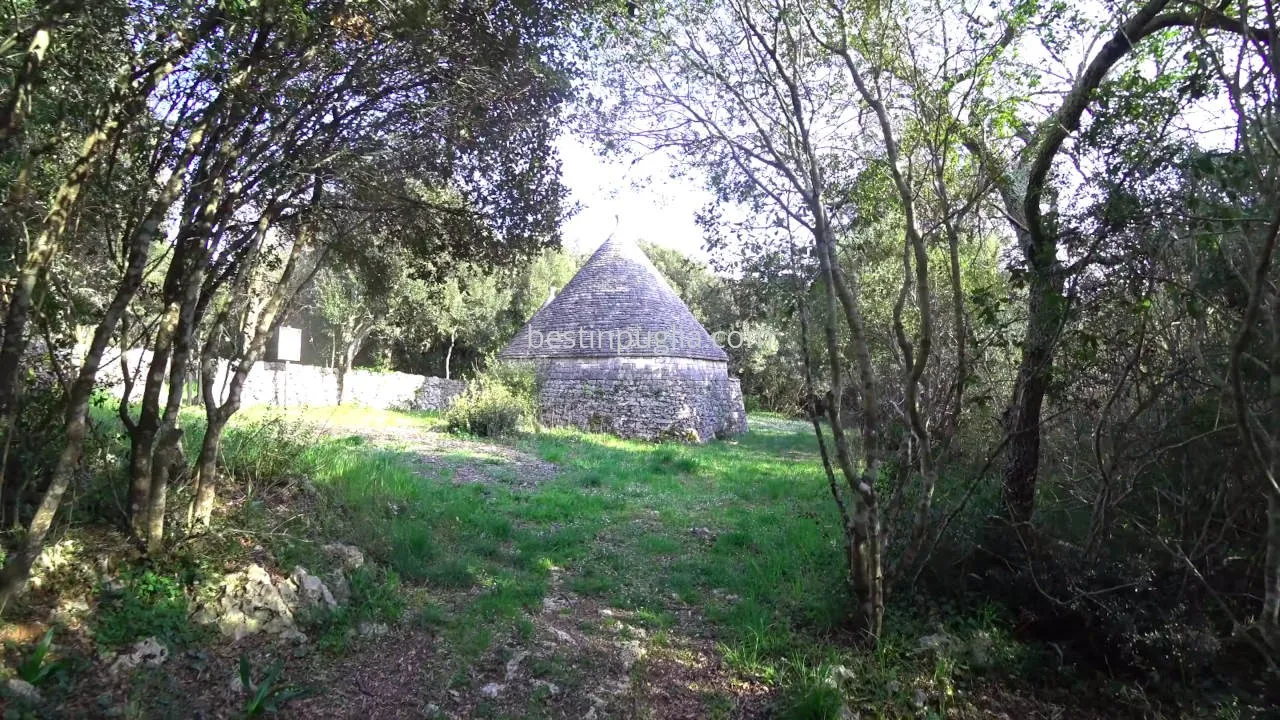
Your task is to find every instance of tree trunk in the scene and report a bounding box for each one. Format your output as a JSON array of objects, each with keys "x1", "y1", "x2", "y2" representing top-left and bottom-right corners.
[
  {"x1": 445, "y1": 328, "x2": 456, "y2": 380},
  {"x1": 337, "y1": 346, "x2": 351, "y2": 405},
  {"x1": 191, "y1": 187, "x2": 319, "y2": 527},
  {"x1": 1001, "y1": 267, "x2": 1064, "y2": 525},
  {"x1": 1261, "y1": 489, "x2": 1279, "y2": 634},
  {"x1": 146, "y1": 427, "x2": 182, "y2": 549},
  {"x1": 0, "y1": 195, "x2": 157, "y2": 609},
  {"x1": 191, "y1": 420, "x2": 224, "y2": 526},
  {"x1": 812, "y1": 209, "x2": 884, "y2": 641},
  {"x1": 0, "y1": 94, "x2": 126, "y2": 419},
  {"x1": 0, "y1": 23, "x2": 52, "y2": 144}
]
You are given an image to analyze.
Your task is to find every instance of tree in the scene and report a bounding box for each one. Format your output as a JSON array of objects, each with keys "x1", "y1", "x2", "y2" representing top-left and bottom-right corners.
[{"x1": 0, "y1": 0, "x2": 589, "y2": 603}]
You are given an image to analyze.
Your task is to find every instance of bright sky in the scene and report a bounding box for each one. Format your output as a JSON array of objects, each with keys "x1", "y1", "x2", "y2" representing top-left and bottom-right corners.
[{"x1": 556, "y1": 132, "x2": 715, "y2": 262}]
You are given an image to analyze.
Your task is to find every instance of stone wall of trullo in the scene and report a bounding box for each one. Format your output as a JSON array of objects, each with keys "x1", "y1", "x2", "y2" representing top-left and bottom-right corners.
[{"x1": 531, "y1": 356, "x2": 748, "y2": 442}]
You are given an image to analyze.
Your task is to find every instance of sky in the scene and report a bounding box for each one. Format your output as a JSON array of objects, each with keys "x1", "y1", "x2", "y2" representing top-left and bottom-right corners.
[{"x1": 555, "y1": 132, "x2": 715, "y2": 262}]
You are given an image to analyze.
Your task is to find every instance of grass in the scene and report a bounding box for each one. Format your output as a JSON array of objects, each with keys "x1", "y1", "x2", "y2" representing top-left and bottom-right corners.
[
  {"x1": 49, "y1": 404, "x2": 1036, "y2": 717},
  {"x1": 248, "y1": 407, "x2": 1022, "y2": 716}
]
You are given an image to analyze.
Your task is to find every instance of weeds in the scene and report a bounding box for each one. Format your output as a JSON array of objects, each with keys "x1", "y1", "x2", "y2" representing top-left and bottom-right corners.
[
  {"x1": 219, "y1": 411, "x2": 321, "y2": 497},
  {"x1": 16, "y1": 628, "x2": 65, "y2": 686},
  {"x1": 237, "y1": 655, "x2": 312, "y2": 717},
  {"x1": 94, "y1": 569, "x2": 208, "y2": 649}
]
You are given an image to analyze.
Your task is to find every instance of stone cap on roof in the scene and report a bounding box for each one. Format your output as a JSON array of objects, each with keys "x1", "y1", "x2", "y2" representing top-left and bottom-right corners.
[{"x1": 499, "y1": 237, "x2": 729, "y2": 362}]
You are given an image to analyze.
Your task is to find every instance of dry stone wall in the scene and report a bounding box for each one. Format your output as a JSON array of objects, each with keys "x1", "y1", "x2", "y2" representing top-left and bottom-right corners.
[
  {"x1": 535, "y1": 356, "x2": 747, "y2": 442},
  {"x1": 95, "y1": 349, "x2": 464, "y2": 411}
]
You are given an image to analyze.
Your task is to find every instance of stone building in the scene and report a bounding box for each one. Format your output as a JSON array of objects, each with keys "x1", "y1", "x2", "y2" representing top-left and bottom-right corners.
[{"x1": 499, "y1": 237, "x2": 748, "y2": 441}]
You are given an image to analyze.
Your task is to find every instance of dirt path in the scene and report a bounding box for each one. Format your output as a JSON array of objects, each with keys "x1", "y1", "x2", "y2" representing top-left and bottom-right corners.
[
  {"x1": 316, "y1": 415, "x2": 559, "y2": 489},
  {"x1": 285, "y1": 422, "x2": 770, "y2": 719},
  {"x1": 290, "y1": 564, "x2": 770, "y2": 719}
]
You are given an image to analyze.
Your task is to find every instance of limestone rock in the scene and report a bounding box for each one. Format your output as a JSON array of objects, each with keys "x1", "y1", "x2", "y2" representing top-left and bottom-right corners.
[
  {"x1": 29, "y1": 538, "x2": 95, "y2": 591},
  {"x1": 504, "y1": 650, "x2": 528, "y2": 680},
  {"x1": 50, "y1": 596, "x2": 91, "y2": 625},
  {"x1": 689, "y1": 527, "x2": 717, "y2": 542},
  {"x1": 109, "y1": 637, "x2": 168, "y2": 675},
  {"x1": 915, "y1": 632, "x2": 952, "y2": 654},
  {"x1": 193, "y1": 563, "x2": 346, "y2": 640},
  {"x1": 326, "y1": 569, "x2": 351, "y2": 605},
  {"x1": 193, "y1": 564, "x2": 296, "y2": 639},
  {"x1": 5, "y1": 678, "x2": 42, "y2": 704},
  {"x1": 479, "y1": 682, "x2": 503, "y2": 699},
  {"x1": 548, "y1": 627, "x2": 577, "y2": 646},
  {"x1": 357, "y1": 621, "x2": 389, "y2": 638},
  {"x1": 532, "y1": 679, "x2": 560, "y2": 696},
  {"x1": 617, "y1": 639, "x2": 646, "y2": 671},
  {"x1": 322, "y1": 543, "x2": 365, "y2": 571},
  {"x1": 286, "y1": 566, "x2": 337, "y2": 611},
  {"x1": 967, "y1": 630, "x2": 993, "y2": 668}
]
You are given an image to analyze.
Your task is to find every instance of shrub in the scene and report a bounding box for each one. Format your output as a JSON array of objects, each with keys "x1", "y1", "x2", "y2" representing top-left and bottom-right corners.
[
  {"x1": 445, "y1": 364, "x2": 537, "y2": 437},
  {"x1": 220, "y1": 412, "x2": 320, "y2": 493}
]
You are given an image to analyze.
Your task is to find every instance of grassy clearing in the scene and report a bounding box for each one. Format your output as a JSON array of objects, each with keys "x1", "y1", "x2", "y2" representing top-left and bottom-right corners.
[
  {"x1": 249, "y1": 408, "x2": 1033, "y2": 716},
  {"x1": 8, "y1": 406, "x2": 1109, "y2": 717}
]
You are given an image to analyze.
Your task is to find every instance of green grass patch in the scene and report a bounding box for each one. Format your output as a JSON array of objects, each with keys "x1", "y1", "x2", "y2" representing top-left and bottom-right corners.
[{"x1": 94, "y1": 569, "x2": 212, "y2": 650}]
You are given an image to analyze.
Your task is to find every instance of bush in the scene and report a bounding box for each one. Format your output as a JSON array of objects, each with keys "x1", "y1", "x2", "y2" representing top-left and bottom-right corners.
[
  {"x1": 220, "y1": 412, "x2": 320, "y2": 492},
  {"x1": 445, "y1": 364, "x2": 537, "y2": 437}
]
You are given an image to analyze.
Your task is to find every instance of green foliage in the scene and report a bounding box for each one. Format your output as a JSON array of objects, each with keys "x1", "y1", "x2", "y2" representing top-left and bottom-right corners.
[
  {"x1": 444, "y1": 365, "x2": 537, "y2": 437},
  {"x1": 93, "y1": 569, "x2": 207, "y2": 649},
  {"x1": 0, "y1": 376, "x2": 66, "y2": 525},
  {"x1": 237, "y1": 655, "x2": 312, "y2": 717},
  {"x1": 306, "y1": 565, "x2": 407, "y2": 652},
  {"x1": 15, "y1": 628, "x2": 66, "y2": 686},
  {"x1": 219, "y1": 412, "x2": 320, "y2": 493}
]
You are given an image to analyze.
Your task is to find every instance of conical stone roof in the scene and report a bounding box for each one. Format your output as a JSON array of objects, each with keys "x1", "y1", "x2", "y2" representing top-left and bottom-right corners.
[{"x1": 500, "y1": 237, "x2": 728, "y2": 362}]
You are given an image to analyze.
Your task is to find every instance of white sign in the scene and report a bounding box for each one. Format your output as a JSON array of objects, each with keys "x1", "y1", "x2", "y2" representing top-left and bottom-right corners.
[{"x1": 274, "y1": 326, "x2": 302, "y2": 362}]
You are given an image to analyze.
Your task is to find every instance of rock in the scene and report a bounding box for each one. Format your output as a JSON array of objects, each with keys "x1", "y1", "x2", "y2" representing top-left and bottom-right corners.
[
  {"x1": 689, "y1": 526, "x2": 717, "y2": 542},
  {"x1": 193, "y1": 563, "x2": 343, "y2": 640},
  {"x1": 286, "y1": 567, "x2": 337, "y2": 611},
  {"x1": 479, "y1": 682, "x2": 503, "y2": 699},
  {"x1": 839, "y1": 704, "x2": 861, "y2": 720},
  {"x1": 358, "y1": 621, "x2": 389, "y2": 638},
  {"x1": 423, "y1": 703, "x2": 442, "y2": 718},
  {"x1": 29, "y1": 538, "x2": 81, "y2": 589},
  {"x1": 322, "y1": 543, "x2": 365, "y2": 571},
  {"x1": 50, "y1": 596, "x2": 91, "y2": 624},
  {"x1": 711, "y1": 588, "x2": 741, "y2": 604},
  {"x1": 548, "y1": 627, "x2": 577, "y2": 645},
  {"x1": 915, "y1": 632, "x2": 952, "y2": 654},
  {"x1": 505, "y1": 650, "x2": 528, "y2": 680},
  {"x1": 109, "y1": 637, "x2": 168, "y2": 675},
  {"x1": 617, "y1": 639, "x2": 646, "y2": 671},
  {"x1": 193, "y1": 564, "x2": 297, "y2": 639},
  {"x1": 542, "y1": 594, "x2": 569, "y2": 613},
  {"x1": 326, "y1": 570, "x2": 351, "y2": 605},
  {"x1": 532, "y1": 679, "x2": 560, "y2": 696},
  {"x1": 967, "y1": 630, "x2": 993, "y2": 668},
  {"x1": 5, "y1": 678, "x2": 42, "y2": 705}
]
